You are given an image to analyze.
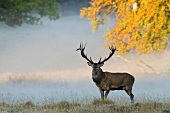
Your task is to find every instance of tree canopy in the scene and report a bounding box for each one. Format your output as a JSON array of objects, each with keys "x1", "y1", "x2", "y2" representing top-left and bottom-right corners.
[
  {"x1": 80, "y1": 0, "x2": 170, "y2": 54},
  {"x1": 0, "y1": 0, "x2": 59, "y2": 27}
]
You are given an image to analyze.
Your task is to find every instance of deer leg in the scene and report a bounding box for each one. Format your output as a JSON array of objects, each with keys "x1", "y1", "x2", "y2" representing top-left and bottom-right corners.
[
  {"x1": 105, "y1": 89, "x2": 110, "y2": 99},
  {"x1": 99, "y1": 89, "x2": 104, "y2": 100},
  {"x1": 124, "y1": 87, "x2": 134, "y2": 103}
]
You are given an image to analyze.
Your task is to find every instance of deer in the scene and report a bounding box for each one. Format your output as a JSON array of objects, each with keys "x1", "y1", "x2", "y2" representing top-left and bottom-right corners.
[{"x1": 76, "y1": 43, "x2": 135, "y2": 103}]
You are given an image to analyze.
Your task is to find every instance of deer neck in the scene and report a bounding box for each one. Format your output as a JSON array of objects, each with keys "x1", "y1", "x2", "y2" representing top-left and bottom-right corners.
[{"x1": 92, "y1": 68, "x2": 105, "y2": 83}]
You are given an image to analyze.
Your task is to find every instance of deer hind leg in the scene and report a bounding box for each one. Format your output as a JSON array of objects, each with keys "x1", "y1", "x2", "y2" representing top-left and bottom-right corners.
[{"x1": 124, "y1": 86, "x2": 134, "y2": 103}]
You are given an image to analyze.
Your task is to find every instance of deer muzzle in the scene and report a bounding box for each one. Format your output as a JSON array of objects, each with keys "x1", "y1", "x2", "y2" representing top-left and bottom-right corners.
[{"x1": 92, "y1": 68, "x2": 99, "y2": 75}]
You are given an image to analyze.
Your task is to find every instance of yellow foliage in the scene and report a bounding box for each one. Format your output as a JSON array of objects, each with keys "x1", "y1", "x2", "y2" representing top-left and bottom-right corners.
[{"x1": 80, "y1": 0, "x2": 170, "y2": 54}]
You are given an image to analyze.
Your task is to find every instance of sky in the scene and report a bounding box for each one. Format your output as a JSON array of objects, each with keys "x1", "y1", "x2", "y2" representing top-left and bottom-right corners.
[{"x1": 0, "y1": 1, "x2": 170, "y2": 103}]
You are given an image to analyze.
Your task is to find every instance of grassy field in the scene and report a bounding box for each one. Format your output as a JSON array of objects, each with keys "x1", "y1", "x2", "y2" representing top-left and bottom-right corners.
[{"x1": 0, "y1": 99, "x2": 170, "y2": 113}]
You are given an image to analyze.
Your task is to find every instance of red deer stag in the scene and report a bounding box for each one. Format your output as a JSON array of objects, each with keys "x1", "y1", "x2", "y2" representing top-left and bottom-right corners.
[{"x1": 76, "y1": 43, "x2": 135, "y2": 103}]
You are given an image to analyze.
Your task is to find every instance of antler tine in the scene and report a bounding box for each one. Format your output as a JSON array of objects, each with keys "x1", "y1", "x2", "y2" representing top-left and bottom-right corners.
[
  {"x1": 84, "y1": 42, "x2": 87, "y2": 49},
  {"x1": 113, "y1": 45, "x2": 116, "y2": 51},
  {"x1": 98, "y1": 57, "x2": 102, "y2": 63},
  {"x1": 80, "y1": 43, "x2": 83, "y2": 49},
  {"x1": 90, "y1": 57, "x2": 93, "y2": 62},
  {"x1": 109, "y1": 46, "x2": 112, "y2": 50},
  {"x1": 76, "y1": 43, "x2": 81, "y2": 51},
  {"x1": 80, "y1": 43, "x2": 81, "y2": 49}
]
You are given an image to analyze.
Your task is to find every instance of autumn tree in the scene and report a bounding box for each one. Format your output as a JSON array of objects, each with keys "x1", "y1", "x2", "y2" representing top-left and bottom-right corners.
[
  {"x1": 0, "y1": 0, "x2": 59, "y2": 27},
  {"x1": 80, "y1": 0, "x2": 170, "y2": 54}
]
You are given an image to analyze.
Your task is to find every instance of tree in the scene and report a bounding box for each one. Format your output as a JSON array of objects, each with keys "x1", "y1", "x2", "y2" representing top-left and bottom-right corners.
[
  {"x1": 0, "y1": 0, "x2": 59, "y2": 27},
  {"x1": 80, "y1": 0, "x2": 170, "y2": 54}
]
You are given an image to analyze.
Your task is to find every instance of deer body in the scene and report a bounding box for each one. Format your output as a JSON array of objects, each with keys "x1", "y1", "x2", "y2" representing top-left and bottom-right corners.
[
  {"x1": 77, "y1": 43, "x2": 135, "y2": 103},
  {"x1": 93, "y1": 72, "x2": 134, "y2": 91}
]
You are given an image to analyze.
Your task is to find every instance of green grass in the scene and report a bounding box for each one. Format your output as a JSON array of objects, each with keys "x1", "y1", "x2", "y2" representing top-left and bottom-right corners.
[{"x1": 0, "y1": 99, "x2": 170, "y2": 113}]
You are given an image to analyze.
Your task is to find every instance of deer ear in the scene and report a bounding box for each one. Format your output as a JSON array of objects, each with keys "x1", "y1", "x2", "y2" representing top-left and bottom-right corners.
[
  {"x1": 98, "y1": 63, "x2": 104, "y2": 67},
  {"x1": 87, "y1": 62, "x2": 93, "y2": 66}
]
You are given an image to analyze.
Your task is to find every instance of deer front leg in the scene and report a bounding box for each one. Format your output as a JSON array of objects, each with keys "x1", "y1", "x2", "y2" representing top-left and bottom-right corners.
[
  {"x1": 105, "y1": 89, "x2": 110, "y2": 99},
  {"x1": 99, "y1": 89, "x2": 104, "y2": 100}
]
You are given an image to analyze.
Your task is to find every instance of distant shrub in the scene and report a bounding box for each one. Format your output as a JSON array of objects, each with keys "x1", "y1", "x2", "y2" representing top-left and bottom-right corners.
[
  {"x1": 92, "y1": 99, "x2": 115, "y2": 106},
  {"x1": 57, "y1": 101, "x2": 71, "y2": 109},
  {"x1": 24, "y1": 101, "x2": 35, "y2": 108}
]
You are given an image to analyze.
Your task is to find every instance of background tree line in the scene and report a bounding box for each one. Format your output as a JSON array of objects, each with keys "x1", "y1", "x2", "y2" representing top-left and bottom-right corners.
[
  {"x1": 0, "y1": 0, "x2": 90, "y2": 27},
  {"x1": 0, "y1": 0, "x2": 169, "y2": 54}
]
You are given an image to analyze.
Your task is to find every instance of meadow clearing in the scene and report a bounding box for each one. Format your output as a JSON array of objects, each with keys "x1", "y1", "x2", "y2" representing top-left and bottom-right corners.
[{"x1": 0, "y1": 98, "x2": 170, "y2": 113}]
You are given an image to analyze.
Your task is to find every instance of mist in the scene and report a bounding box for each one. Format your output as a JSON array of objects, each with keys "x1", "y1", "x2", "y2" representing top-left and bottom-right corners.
[{"x1": 0, "y1": 1, "x2": 170, "y2": 103}]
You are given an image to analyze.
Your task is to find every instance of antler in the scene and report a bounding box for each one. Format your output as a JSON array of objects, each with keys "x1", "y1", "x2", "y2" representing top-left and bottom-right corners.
[
  {"x1": 76, "y1": 43, "x2": 94, "y2": 64},
  {"x1": 98, "y1": 46, "x2": 116, "y2": 64}
]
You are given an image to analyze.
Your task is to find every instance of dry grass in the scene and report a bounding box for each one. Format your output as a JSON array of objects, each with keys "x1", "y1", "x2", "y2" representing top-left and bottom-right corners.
[{"x1": 0, "y1": 99, "x2": 170, "y2": 113}]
